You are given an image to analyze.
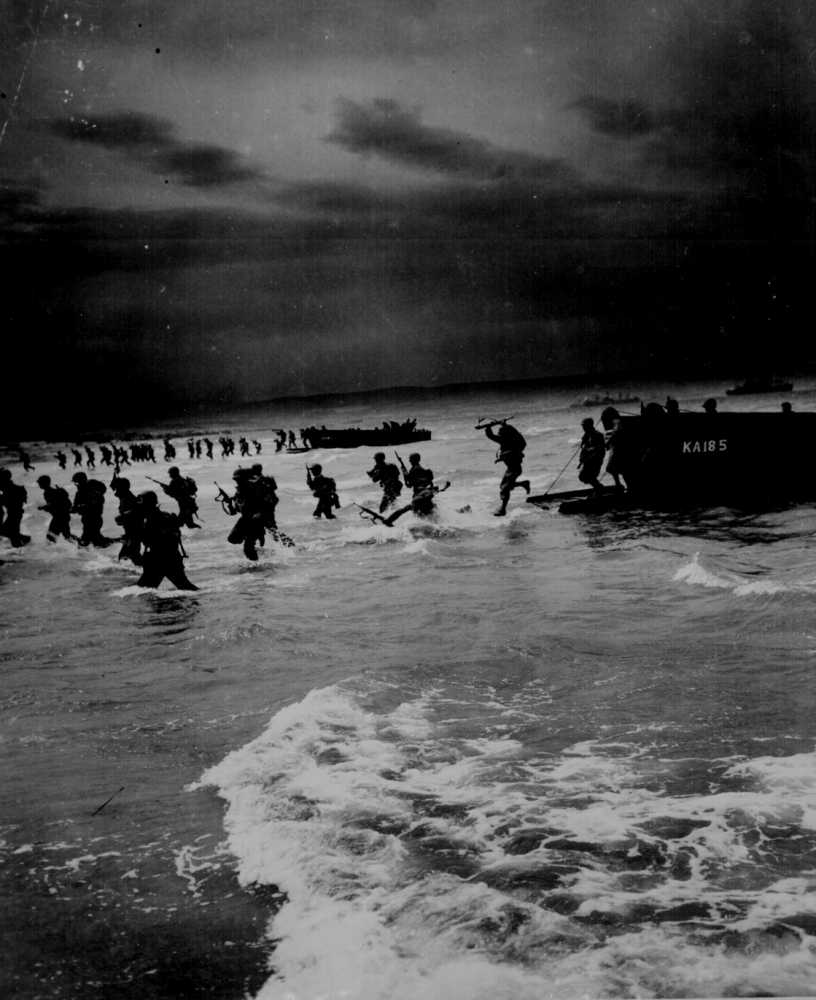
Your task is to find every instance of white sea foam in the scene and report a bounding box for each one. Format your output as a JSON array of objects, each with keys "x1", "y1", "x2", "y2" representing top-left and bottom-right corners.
[
  {"x1": 674, "y1": 551, "x2": 811, "y2": 595},
  {"x1": 112, "y1": 584, "x2": 203, "y2": 598},
  {"x1": 195, "y1": 681, "x2": 816, "y2": 1000}
]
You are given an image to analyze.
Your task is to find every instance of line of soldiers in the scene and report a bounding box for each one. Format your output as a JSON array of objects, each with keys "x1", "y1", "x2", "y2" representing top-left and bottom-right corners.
[
  {"x1": 1, "y1": 420, "x2": 539, "y2": 586},
  {"x1": 57, "y1": 444, "x2": 157, "y2": 470}
]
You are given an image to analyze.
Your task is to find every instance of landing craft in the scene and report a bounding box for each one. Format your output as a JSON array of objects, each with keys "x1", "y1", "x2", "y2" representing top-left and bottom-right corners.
[
  {"x1": 570, "y1": 393, "x2": 640, "y2": 408},
  {"x1": 528, "y1": 403, "x2": 813, "y2": 513},
  {"x1": 307, "y1": 424, "x2": 431, "y2": 449}
]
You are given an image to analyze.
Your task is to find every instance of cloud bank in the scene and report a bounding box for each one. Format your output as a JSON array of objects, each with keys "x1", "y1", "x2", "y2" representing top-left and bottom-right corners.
[
  {"x1": 51, "y1": 113, "x2": 262, "y2": 187},
  {"x1": 4, "y1": 0, "x2": 816, "y2": 432}
]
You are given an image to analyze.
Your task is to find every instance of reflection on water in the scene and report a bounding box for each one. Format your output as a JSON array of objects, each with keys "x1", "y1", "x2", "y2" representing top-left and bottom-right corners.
[
  {"x1": 137, "y1": 595, "x2": 201, "y2": 638},
  {"x1": 573, "y1": 503, "x2": 816, "y2": 549}
]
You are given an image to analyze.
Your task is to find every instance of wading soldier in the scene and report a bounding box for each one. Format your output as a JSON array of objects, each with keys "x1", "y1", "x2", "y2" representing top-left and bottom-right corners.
[
  {"x1": 0, "y1": 468, "x2": 30, "y2": 547},
  {"x1": 37, "y1": 475, "x2": 74, "y2": 542},
  {"x1": 151, "y1": 467, "x2": 200, "y2": 530},
  {"x1": 306, "y1": 464, "x2": 339, "y2": 520},
  {"x1": 135, "y1": 493, "x2": 198, "y2": 590},
  {"x1": 367, "y1": 452, "x2": 403, "y2": 512},
  {"x1": 71, "y1": 472, "x2": 110, "y2": 547}
]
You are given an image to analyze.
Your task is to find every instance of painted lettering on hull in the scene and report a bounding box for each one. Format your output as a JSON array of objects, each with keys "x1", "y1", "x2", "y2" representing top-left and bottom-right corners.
[{"x1": 682, "y1": 439, "x2": 728, "y2": 454}]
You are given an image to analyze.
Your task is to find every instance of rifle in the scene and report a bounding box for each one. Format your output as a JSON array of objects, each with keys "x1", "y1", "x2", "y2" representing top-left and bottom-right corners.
[
  {"x1": 146, "y1": 476, "x2": 169, "y2": 492},
  {"x1": 353, "y1": 502, "x2": 390, "y2": 526},
  {"x1": 214, "y1": 482, "x2": 235, "y2": 514},
  {"x1": 474, "y1": 415, "x2": 514, "y2": 430},
  {"x1": 395, "y1": 451, "x2": 408, "y2": 479}
]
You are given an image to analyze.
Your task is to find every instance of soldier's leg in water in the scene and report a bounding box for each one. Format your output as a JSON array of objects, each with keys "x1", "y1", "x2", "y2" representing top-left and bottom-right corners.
[
  {"x1": 383, "y1": 503, "x2": 413, "y2": 526},
  {"x1": 136, "y1": 557, "x2": 165, "y2": 588},
  {"x1": 228, "y1": 517, "x2": 247, "y2": 544},
  {"x1": 164, "y1": 557, "x2": 199, "y2": 590}
]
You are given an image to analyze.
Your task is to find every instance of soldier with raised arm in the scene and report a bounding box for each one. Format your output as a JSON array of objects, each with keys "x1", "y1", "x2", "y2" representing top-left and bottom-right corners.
[
  {"x1": 480, "y1": 419, "x2": 530, "y2": 516},
  {"x1": 306, "y1": 464, "x2": 339, "y2": 520}
]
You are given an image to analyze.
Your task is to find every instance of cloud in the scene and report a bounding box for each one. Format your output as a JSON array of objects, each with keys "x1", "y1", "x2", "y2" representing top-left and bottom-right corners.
[
  {"x1": 570, "y1": 97, "x2": 656, "y2": 138},
  {"x1": 327, "y1": 98, "x2": 577, "y2": 184},
  {"x1": 51, "y1": 113, "x2": 175, "y2": 149},
  {"x1": 50, "y1": 112, "x2": 263, "y2": 187},
  {"x1": 572, "y1": 0, "x2": 816, "y2": 233},
  {"x1": 154, "y1": 145, "x2": 261, "y2": 187}
]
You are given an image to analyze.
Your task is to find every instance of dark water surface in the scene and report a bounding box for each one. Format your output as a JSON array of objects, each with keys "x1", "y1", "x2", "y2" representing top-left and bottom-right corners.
[{"x1": 3, "y1": 380, "x2": 816, "y2": 999}]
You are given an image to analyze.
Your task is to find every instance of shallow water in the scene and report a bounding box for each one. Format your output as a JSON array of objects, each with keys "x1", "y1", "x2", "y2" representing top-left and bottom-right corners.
[{"x1": 3, "y1": 379, "x2": 816, "y2": 999}]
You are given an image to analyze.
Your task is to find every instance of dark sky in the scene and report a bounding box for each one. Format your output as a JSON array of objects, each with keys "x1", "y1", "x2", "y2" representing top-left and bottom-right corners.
[{"x1": 3, "y1": 0, "x2": 816, "y2": 426}]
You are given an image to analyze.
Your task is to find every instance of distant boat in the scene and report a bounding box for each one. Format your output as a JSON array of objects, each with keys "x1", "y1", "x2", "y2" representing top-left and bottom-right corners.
[
  {"x1": 571, "y1": 393, "x2": 640, "y2": 408},
  {"x1": 726, "y1": 379, "x2": 793, "y2": 396}
]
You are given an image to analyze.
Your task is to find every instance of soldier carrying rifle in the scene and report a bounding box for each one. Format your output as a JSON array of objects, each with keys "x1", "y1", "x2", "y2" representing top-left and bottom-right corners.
[
  {"x1": 306, "y1": 464, "x2": 339, "y2": 520},
  {"x1": 477, "y1": 417, "x2": 530, "y2": 517},
  {"x1": 217, "y1": 465, "x2": 281, "y2": 560},
  {"x1": 148, "y1": 467, "x2": 200, "y2": 530}
]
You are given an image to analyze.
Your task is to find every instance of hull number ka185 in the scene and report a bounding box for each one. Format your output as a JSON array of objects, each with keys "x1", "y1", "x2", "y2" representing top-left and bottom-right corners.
[{"x1": 682, "y1": 439, "x2": 727, "y2": 454}]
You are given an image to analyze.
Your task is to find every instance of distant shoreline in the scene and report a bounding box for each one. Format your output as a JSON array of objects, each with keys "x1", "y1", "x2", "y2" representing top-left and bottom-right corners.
[{"x1": 4, "y1": 367, "x2": 813, "y2": 443}]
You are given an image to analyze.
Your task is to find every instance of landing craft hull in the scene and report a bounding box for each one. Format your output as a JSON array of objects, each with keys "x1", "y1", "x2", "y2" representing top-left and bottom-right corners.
[
  {"x1": 308, "y1": 428, "x2": 431, "y2": 449},
  {"x1": 570, "y1": 395, "x2": 640, "y2": 408},
  {"x1": 528, "y1": 411, "x2": 816, "y2": 513}
]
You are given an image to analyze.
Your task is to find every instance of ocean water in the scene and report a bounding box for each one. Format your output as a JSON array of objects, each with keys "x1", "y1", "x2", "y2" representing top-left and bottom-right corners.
[{"x1": 3, "y1": 379, "x2": 816, "y2": 1000}]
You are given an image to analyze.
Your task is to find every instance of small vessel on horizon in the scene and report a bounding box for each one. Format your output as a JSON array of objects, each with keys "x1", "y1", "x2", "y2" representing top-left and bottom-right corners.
[{"x1": 726, "y1": 378, "x2": 793, "y2": 396}]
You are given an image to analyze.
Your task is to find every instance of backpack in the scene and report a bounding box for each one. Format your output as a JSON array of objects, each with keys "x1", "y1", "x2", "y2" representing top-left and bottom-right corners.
[
  {"x1": 87, "y1": 479, "x2": 107, "y2": 495},
  {"x1": 145, "y1": 510, "x2": 182, "y2": 550},
  {"x1": 184, "y1": 477, "x2": 197, "y2": 495},
  {"x1": 501, "y1": 425, "x2": 526, "y2": 451}
]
